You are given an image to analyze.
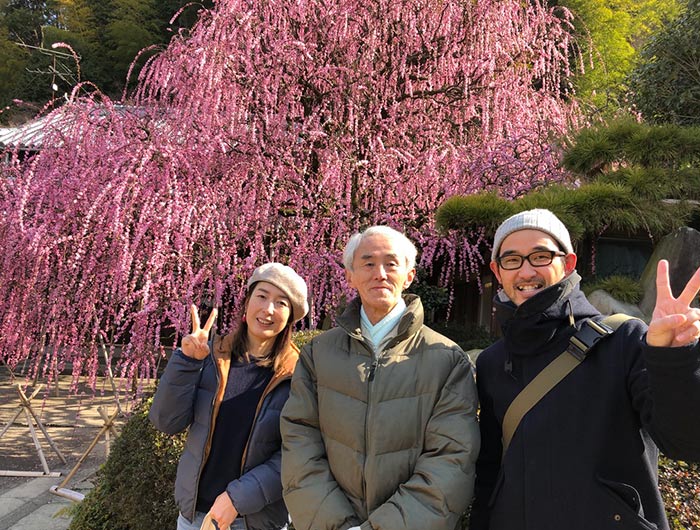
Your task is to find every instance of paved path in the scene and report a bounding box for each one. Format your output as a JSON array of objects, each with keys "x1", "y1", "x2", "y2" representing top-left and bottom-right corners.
[
  {"x1": 0, "y1": 461, "x2": 98, "y2": 530},
  {"x1": 0, "y1": 369, "x2": 137, "y2": 530}
]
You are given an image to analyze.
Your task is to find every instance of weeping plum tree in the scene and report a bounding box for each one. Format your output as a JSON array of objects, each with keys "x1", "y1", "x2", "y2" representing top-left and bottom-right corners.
[{"x1": 0, "y1": 0, "x2": 580, "y2": 388}]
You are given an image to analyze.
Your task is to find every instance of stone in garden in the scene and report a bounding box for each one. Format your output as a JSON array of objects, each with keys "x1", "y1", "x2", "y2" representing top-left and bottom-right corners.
[
  {"x1": 639, "y1": 227, "x2": 700, "y2": 316},
  {"x1": 587, "y1": 289, "x2": 647, "y2": 321}
]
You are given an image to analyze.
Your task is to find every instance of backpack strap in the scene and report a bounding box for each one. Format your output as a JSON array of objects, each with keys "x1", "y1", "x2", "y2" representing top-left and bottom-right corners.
[{"x1": 501, "y1": 314, "x2": 636, "y2": 456}]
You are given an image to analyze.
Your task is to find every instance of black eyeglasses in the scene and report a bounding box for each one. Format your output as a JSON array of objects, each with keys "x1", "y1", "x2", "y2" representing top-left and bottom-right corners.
[{"x1": 496, "y1": 250, "x2": 566, "y2": 270}]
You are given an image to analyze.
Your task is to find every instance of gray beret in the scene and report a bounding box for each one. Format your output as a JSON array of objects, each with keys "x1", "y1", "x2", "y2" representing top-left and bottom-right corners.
[
  {"x1": 491, "y1": 209, "x2": 573, "y2": 261},
  {"x1": 247, "y1": 263, "x2": 309, "y2": 322}
]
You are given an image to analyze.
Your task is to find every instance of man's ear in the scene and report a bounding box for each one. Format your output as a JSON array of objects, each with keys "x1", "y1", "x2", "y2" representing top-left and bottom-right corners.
[
  {"x1": 345, "y1": 268, "x2": 355, "y2": 289},
  {"x1": 403, "y1": 268, "x2": 416, "y2": 289},
  {"x1": 564, "y1": 253, "x2": 577, "y2": 275},
  {"x1": 489, "y1": 261, "x2": 502, "y2": 284}
]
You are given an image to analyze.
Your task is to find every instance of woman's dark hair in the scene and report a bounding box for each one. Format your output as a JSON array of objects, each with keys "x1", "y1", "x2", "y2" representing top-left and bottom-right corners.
[{"x1": 229, "y1": 283, "x2": 295, "y2": 371}]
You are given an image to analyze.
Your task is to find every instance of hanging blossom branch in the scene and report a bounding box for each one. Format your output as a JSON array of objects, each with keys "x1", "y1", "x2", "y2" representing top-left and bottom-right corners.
[{"x1": 0, "y1": 0, "x2": 580, "y2": 390}]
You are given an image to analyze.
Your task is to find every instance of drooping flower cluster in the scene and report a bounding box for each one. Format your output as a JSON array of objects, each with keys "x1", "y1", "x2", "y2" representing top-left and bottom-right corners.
[{"x1": 0, "y1": 0, "x2": 578, "y2": 388}]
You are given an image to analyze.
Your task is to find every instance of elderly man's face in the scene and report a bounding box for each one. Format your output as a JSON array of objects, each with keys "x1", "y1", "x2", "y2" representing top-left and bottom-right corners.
[
  {"x1": 346, "y1": 233, "x2": 415, "y2": 325},
  {"x1": 489, "y1": 229, "x2": 577, "y2": 306}
]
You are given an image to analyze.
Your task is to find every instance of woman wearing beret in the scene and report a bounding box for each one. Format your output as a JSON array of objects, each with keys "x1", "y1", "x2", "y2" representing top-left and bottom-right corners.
[{"x1": 150, "y1": 263, "x2": 309, "y2": 530}]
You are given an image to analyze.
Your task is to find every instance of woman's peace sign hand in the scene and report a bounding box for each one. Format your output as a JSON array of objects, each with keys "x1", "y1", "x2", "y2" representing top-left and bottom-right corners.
[{"x1": 181, "y1": 304, "x2": 218, "y2": 360}]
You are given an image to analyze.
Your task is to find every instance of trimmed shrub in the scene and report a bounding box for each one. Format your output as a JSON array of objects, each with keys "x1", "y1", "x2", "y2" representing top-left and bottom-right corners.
[
  {"x1": 581, "y1": 275, "x2": 643, "y2": 305},
  {"x1": 68, "y1": 396, "x2": 185, "y2": 530},
  {"x1": 435, "y1": 192, "x2": 513, "y2": 235}
]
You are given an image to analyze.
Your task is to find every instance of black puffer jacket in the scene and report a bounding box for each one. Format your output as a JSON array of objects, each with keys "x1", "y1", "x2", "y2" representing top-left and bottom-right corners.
[
  {"x1": 150, "y1": 335, "x2": 298, "y2": 530},
  {"x1": 470, "y1": 272, "x2": 700, "y2": 530}
]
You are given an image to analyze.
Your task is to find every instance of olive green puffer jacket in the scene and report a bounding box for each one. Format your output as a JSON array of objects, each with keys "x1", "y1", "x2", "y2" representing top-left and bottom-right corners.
[{"x1": 281, "y1": 294, "x2": 480, "y2": 530}]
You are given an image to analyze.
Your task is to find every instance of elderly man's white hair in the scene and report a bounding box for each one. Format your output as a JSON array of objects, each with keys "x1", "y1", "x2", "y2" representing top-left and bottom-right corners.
[{"x1": 343, "y1": 225, "x2": 417, "y2": 271}]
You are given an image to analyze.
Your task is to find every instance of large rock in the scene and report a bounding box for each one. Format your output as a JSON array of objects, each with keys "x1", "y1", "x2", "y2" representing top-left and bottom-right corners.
[
  {"x1": 587, "y1": 290, "x2": 647, "y2": 321},
  {"x1": 639, "y1": 227, "x2": 700, "y2": 316}
]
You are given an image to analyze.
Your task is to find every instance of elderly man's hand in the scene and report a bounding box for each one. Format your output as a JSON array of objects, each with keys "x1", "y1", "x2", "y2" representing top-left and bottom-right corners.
[{"x1": 646, "y1": 260, "x2": 700, "y2": 348}]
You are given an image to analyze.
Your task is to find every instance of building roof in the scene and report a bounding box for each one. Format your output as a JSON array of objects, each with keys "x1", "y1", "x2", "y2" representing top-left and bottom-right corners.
[
  {"x1": 0, "y1": 111, "x2": 69, "y2": 150},
  {"x1": 0, "y1": 105, "x2": 147, "y2": 151}
]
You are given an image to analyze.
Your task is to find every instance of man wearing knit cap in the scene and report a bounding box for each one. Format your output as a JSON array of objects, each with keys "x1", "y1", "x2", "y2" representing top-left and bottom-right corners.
[
  {"x1": 281, "y1": 225, "x2": 480, "y2": 530},
  {"x1": 470, "y1": 208, "x2": 700, "y2": 530}
]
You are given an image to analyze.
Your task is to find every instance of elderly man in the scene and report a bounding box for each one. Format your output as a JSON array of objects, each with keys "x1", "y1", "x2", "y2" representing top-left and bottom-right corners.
[
  {"x1": 470, "y1": 209, "x2": 700, "y2": 530},
  {"x1": 281, "y1": 225, "x2": 480, "y2": 530}
]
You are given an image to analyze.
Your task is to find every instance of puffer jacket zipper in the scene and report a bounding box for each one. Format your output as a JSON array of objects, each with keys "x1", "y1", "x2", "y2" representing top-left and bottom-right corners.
[
  {"x1": 362, "y1": 340, "x2": 380, "y2": 511},
  {"x1": 191, "y1": 346, "x2": 221, "y2": 521}
]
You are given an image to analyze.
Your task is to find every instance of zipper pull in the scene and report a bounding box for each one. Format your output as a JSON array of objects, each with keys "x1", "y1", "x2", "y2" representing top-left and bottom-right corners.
[{"x1": 369, "y1": 359, "x2": 378, "y2": 382}]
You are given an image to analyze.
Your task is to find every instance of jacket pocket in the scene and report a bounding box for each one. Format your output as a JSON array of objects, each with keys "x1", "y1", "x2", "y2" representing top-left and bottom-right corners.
[{"x1": 596, "y1": 475, "x2": 658, "y2": 530}]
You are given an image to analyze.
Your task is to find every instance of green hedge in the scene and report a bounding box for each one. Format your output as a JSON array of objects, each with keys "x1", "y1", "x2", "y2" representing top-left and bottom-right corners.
[
  {"x1": 436, "y1": 121, "x2": 700, "y2": 248},
  {"x1": 68, "y1": 396, "x2": 185, "y2": 530}
]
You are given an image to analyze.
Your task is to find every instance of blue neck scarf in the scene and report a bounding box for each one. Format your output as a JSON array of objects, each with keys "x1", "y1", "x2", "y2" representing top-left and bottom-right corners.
[{"x1": 360, "y1": 297, "x2": 406, "y2": 352}]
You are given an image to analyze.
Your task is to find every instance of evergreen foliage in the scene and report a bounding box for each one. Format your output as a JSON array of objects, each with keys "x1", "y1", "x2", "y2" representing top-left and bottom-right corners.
[
  {"x1": 0, "y1": 0, "x2": 51, "y2": 111},
  {"x1": 581, "y1": 274, "x2": 643, "y2": 304},
  {"x1": 0, "y1": 1, "x2": 211, "y2": 122},
  {"x1": 560, "y1": 119, "x2": 700, "y2": 175},
  {"x1": 629, "y1": 0, "x2": 700, "y2": 126},
  {"x1": 0, "y1": 25, "x2": 28, "y2": 104},
  {"x1": 558, "y1": 0, "x2": 679, "y2": 116},
  {"x1": 435, "y1": 193, "x2": 514, "y2": 236},
  {"x1": 599, "y1": 167, "x2": 680, "y2": 200},
  {"x1": 68, "y1": 396, "x2": 185, "y2": 530},
  {"x1": 406, "y1": 271, "x2": 450, "y2": 322},
  {"x1": 562, "y1": 120, "x2": 700, "y2": 191},
  {"x1": 436, "y1": 120, "x2": 700, "y2": 251}
]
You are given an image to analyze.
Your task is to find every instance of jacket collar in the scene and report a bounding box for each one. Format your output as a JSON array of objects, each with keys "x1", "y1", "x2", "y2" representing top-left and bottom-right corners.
[
  {"x1": 272, "y1": 342, "x2": 300, "y2": 379},
  {"x1": 207, "y1": 333, "x2": 299, "y2": 440},
  {"x1": 338, "y1": 293, "x2": 424, "y2": 345},
  {"x1": 494, "y1": 272, "x2": 600, "y2": 357}
]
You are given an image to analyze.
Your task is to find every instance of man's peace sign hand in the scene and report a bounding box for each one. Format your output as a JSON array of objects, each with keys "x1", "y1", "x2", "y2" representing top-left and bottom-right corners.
[
  {"x1": 181, "y1": 304, "x2": 218, "y2": 360},
  {"x1": 646, "y1": 260, "x2": 700, "y2": 348}
]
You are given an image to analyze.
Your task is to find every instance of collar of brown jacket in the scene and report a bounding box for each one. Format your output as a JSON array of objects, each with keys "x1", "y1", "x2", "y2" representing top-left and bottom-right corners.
[{"x1": 201, "y1": 334, "x2": 300, "y2": 465}]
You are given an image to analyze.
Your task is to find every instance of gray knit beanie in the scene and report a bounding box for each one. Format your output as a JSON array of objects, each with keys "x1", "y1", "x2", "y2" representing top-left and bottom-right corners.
[
  {"x1": 247, "y1": 263, "x2": 309, "y2": 322},
  {"x1": 491, "y1": 209, "x2": 573, "y2": 261}
]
